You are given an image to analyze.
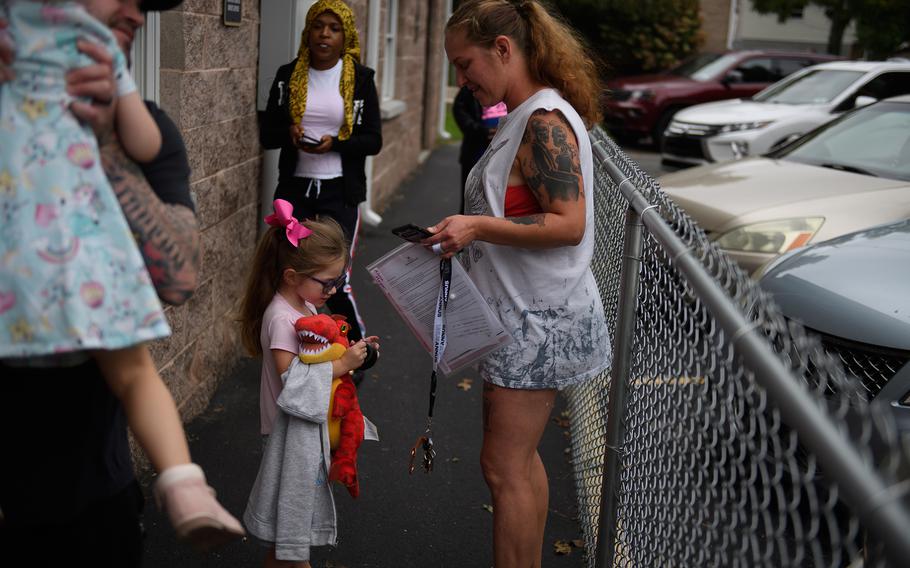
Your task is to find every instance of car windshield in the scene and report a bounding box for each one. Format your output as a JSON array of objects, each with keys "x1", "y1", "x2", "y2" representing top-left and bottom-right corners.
[
  {"x1": 668, "y1": 53, "x2": 734, "y2": 81},
  {"x1": 753, "y1": 69, "x2": 863, "y2": 104},
  {"x1": 776, "y1": 101, "x2": 910, "y2": 181}
]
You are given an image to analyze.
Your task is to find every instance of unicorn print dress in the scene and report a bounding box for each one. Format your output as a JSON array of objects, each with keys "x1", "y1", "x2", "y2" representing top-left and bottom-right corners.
[{"x1": 0, "y1": 1, "x2": 170, "y2": 358}]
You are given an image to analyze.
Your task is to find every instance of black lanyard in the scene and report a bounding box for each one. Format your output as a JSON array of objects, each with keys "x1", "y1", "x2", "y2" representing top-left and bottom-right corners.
[{"x1": 409, "y1": 258, "x2": 451, "y2": 474}]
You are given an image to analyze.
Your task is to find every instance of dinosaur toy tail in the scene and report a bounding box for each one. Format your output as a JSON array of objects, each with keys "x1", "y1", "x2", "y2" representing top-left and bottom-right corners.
[{"x1": 328, "y1": 375, "x2": 365, "y2": 498}]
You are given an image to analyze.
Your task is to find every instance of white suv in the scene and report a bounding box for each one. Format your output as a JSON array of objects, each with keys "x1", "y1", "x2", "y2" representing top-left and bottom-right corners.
[{"x1": 661, "y1": 60, "x2": 910, "y2": 167}]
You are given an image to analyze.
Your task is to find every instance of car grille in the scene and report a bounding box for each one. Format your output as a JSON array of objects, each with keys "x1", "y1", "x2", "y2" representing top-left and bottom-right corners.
[
  {"x1": 609, "y1": 89, "x2": 631, "y2": 102},
  {"x1": 665, "y1": 120, "x2": 723, "y2": 138},
  {"x1": 662, "y1": 135, "x2": 707, "y2": 160},
  {"x1": 806, "y1": 329, "x2": 910, "y2": 400}
]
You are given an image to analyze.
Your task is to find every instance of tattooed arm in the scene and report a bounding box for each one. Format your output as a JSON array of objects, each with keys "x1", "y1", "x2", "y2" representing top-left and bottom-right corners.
[
  {"x1": 99, "y1": 139, "x2": 200, "y2": 306},
  {"x1": 427, "y1": 109, "x2": 586, "y2": 257}
]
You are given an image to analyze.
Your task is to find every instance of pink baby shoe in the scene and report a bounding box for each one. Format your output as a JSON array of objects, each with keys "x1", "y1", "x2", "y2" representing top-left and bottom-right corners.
[{"x1": 153, "y1": 463, "x2": 245, "y2": 551}]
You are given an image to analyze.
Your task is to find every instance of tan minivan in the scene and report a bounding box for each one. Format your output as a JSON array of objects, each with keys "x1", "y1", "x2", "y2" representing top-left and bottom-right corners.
[{"x1": 659, "y1": 95, "x2": 910, "y2": 275}]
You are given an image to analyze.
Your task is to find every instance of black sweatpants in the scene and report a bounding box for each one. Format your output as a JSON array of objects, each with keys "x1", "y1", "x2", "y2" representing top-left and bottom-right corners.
[
  {"x1": 274, "y1": 176, "x2": 365, "y2": 342},
  {"x1": 0, "y1": 481, "x2": 145, "y2": 568}
]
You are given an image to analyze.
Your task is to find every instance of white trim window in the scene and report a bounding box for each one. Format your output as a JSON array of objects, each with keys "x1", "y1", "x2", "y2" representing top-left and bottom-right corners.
[
  {"x1": 381, "y1": 0, "x2": 399, "y2": 101},
  {"x1": 130, "y1": 12, "x2": 160, "y2": 103}
]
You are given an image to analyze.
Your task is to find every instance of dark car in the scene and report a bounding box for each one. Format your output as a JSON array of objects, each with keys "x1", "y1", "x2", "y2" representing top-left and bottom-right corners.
[
  {"x1": 758, "y1": 219, "x2": 910, "y2": 433},
  {"x1": 603, "y1": 50, "x2": 841, "y2": 146}
]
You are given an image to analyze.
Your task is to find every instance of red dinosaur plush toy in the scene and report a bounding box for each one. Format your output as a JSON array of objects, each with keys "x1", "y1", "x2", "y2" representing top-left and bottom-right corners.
[{"x1": 295, "y1": 314, "x2": 365, "y2": 498}]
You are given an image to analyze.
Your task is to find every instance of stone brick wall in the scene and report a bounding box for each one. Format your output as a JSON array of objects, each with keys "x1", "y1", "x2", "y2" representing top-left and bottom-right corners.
[
  {"x1": 150, "y1": 0, "x2": 262, "y2": 425},
  {"x1": 371, "y1": 0, "x2": 447, "y2": 211},
  {"x1": 421, "y1": 0, "x2": 447, "y2": 149},
  {"x1": 700, "y1": 0, "x2": 731, "y2": 53}
]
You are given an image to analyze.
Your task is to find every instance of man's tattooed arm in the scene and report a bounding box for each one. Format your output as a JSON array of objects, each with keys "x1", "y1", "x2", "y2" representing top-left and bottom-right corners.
[{"x1": 100, "y1": 140, "x2": 200, "y2": 306}]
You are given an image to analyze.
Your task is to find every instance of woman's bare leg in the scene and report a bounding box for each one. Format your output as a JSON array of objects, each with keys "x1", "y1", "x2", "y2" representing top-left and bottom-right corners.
[
  {"x1": 531, "y1": 451, "x2": 549, "y2": 549},
  {"x1": 480, "y1": 382, "x2": 557, "y2": 568},
  {"x1": 94, "y1": 345, "x2": 190, "y2": 472}
]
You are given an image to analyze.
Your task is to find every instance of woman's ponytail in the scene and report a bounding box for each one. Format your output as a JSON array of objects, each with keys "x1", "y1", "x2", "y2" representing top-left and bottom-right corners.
[{"x1": 523, "y1": 2, "x2": 603, "y2": 127}]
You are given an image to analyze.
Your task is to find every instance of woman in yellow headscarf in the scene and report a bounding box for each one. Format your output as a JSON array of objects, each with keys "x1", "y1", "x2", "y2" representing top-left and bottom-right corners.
[{"x1": 260, "y1": 0, "x2": 382, "y2": 354}]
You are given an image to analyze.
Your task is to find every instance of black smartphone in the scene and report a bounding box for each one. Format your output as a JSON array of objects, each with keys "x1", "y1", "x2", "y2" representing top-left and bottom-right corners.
[
  {"x1": 391, "y1": 223, "x2": 432, "y2": 243},
  {"x1": 298, "y1": 134, "x2": 322, "y2": 148}
]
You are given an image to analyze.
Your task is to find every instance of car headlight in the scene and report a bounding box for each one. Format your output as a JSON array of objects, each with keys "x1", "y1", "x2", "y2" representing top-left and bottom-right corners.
[
  {"x1": 752, "y1": 248, "x2": 800, "y2": 280},
  {"x1": 629, "y1": 89, "x2": 654, "y2": 101},
  {"x1": 714, "y1": 218, "x2": 825, "y2": 254},
  {"x1": 718, "y1": 120, "x2": 774, "y2": 133}
]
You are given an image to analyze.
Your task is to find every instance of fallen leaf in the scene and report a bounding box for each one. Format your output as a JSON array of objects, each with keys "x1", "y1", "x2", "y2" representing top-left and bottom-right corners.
[
  {"x1": 553, "y1": 540, "x2": 573, "y2": 555},
  {"x1": 572, "y1": 539, "x2": 585, "y2": 549},
  {"x1": 456, "y1": 378, "x2": 473, "y2": 391},
  {"x1": 482, "y1": 503, "x2": 493, "y2": 514}
]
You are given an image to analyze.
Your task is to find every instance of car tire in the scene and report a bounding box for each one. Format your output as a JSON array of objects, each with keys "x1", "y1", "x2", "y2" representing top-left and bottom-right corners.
[
  {"x1": 652, "y1": 107, "x2": 681, "y2": 151},
  {"x1": 612, "y1": 131, "x2": 638, "y2": 146}
]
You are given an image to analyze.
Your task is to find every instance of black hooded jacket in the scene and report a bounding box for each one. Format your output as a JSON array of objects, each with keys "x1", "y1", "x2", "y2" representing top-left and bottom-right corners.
[{"x1": 260, "y1": 60, "x2": 382, "y2": 206}]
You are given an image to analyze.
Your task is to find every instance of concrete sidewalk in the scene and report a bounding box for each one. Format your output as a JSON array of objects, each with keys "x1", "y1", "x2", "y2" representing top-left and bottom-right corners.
[{"x1": 142, "y1": 144, "x2": 587, "y2": 567}]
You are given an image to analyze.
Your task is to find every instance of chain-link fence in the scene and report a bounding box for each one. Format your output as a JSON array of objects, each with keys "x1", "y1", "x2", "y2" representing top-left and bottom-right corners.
[{"x1": 564, "y1": 128, "x2": 910, "y2": 567}]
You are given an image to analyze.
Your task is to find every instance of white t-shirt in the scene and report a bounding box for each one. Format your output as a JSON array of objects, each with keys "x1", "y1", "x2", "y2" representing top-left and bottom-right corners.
[
  {"x1": 258, "y1": 292, "x2": 316, "y2": 434},
  {"x1": 294, "y1": 60, "x2": 344, "y2": 180},
  {"x1": 462, "y1": 88, "x2": 611, "y2": 389}
]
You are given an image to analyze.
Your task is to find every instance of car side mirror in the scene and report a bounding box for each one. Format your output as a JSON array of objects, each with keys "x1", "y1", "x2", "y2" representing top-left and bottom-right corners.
[
  {"x1": 854, "y1": 95, "x2": 877, "y2": 108},
  {"x1": 721, "y1": 69, "x2": 744, "y2": 86}
]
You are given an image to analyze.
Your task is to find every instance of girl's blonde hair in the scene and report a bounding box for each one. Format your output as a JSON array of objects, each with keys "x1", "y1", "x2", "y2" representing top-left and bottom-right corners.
[
  {"x1": 446, "y1": 0, "x2": 604, "y2": 128},
  {"x1": 238, "y1": 217, "x2": 348, "y2": 356}
]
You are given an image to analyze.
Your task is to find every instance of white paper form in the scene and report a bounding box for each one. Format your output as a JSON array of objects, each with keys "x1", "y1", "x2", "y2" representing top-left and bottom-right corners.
[{"x1": 367, "y1": 243, "x2": 512, "y2": 375}]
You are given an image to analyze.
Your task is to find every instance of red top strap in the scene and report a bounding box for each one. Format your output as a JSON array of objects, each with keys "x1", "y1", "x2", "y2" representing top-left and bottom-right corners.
[{"x1": 504, "y1": 184, "x2": 542, "y2": 217}]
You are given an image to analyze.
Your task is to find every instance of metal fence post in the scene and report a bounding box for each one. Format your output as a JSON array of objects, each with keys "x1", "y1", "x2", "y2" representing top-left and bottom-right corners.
[{"x1": 596, "y1": 203, "x2": 644, "y2": 568}]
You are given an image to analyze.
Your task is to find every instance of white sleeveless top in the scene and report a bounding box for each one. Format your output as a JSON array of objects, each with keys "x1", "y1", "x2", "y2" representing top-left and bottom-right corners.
[
  {"x1": 462, "y1": 88, "x2": 611, "y2": 389},
  {"x1": 294, "y1": 60, "x2": 344, "y2": 180}
]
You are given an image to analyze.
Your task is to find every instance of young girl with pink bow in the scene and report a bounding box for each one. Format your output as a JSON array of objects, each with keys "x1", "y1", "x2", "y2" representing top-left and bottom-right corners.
[{"x1": 239, "y1": 199, "x2": 379, "y2": 568}]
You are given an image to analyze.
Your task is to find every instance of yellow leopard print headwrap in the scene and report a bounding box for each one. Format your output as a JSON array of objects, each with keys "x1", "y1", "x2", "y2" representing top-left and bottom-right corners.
[{"x1": 289, "y1": 0, "x2": 361, "y2": 141}]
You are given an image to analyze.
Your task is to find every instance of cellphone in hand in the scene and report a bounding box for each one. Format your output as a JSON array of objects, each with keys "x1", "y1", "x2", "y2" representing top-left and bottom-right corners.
[
  {"x1": 391, "y1": 223, "x2": 432, "y2": 243},
  {"x1": 298, "y1": 134, "x2": 322, "y2": 148}
]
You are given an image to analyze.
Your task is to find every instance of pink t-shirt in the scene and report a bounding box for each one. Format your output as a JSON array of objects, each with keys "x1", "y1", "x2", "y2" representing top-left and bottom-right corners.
[{"x1": 258, "y1": 292, "x2": 316, "y2": 434}]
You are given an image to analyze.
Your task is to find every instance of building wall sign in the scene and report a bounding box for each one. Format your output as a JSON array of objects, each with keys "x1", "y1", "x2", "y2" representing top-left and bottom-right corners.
[{"x1": 224, "y1": 0, "x2": 242, "y2": 27}]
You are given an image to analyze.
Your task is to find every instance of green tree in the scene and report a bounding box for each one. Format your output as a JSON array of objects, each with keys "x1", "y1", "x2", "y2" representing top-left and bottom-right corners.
[
  {"x1": 750, "y1": 0, "x2": 910, "y2": 57},
  {"x1": 853, "y1": 0, "x2": 910, "y2": 59},
  {"x1": 550, "y1": 0, "x2": 703, "y2": 76}
]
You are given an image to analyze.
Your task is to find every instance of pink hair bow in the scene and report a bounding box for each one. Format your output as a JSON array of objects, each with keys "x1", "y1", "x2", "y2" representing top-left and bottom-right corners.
[{"x1": 264, "y1": 199, "x2": 313, "y2": 247}]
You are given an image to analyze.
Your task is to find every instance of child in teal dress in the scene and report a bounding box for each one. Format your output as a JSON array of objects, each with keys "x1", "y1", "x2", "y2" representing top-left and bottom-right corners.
[{"x1": 0, "y1": 0, "x2": 244, "y2": 549}]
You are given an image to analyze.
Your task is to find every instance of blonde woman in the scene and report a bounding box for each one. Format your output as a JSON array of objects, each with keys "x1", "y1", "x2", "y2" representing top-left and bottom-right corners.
[{"x1": 426, "y1": 1, "x2": 611, "y2": 566}]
